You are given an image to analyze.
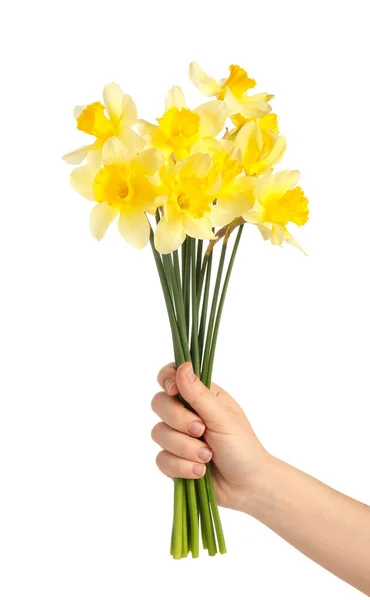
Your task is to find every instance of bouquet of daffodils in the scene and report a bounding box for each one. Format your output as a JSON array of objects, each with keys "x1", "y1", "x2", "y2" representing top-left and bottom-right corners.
[{"x1": 63, "y1": 62, "x2": 309, "y2": 559}]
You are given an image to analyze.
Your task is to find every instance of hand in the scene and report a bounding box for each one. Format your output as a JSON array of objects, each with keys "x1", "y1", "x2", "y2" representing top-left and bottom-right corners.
[{"x1": 151, "y1": 361, "x2": 271, "y2": 513}]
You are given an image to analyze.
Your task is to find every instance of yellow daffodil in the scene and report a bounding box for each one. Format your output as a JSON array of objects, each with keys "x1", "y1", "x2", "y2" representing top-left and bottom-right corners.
[
  {"x1": 70, "y1": 137, "x2": 162, "y2": 247},
  {"x1": 62, "y1": 83, "x2": 144, "y2": 165},
  {"x1": 243, "y1": 170, "x2": 309, "y2": 250},
  {"x1": 154, "y1": 153, "x2": 219, "y2": 253},
  {"x1": 191, "y1": 138, "x2": 256, "y2": 227},
  {"x1": 137, "y1": 86, "x2": 227, "y2": 162},
  {"x1": 189, "y1": 62, "x2": 273, "y2": 120},
  {"x1": 234, "y1": 115, "x2": 286, "y2": 176}
]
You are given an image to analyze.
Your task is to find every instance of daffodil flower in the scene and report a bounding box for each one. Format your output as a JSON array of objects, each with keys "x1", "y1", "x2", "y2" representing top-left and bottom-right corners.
[
  {"x1": 189, "y1": 62, "x2": 273, "y2": 120},
  {"x1": 243, "y1": 170, "x2": 309, "y2": 250},
  {"x1": 154, "y1": 153, "x2": 219, "y2": 254},
  {"x1": 70, "y1": 137, "x2": 162, "y2": 247},
  {"x1": 137, "y1": 86, "x2": 227, "y2": 162},
  {"x1": 62, "y1": 83, "x2": 144, "y2": 165},
  {"x1": 191, "y1": 138, "x2": 257, "y2": 228},
  {"x1": 234, "y1": 115, "x2": 286, "y2": 176}
]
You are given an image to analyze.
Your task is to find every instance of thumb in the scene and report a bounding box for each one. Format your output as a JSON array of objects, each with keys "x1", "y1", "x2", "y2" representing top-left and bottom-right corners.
[{"x1": 176, "y1": 362, "x2": 228, "y2": 430}]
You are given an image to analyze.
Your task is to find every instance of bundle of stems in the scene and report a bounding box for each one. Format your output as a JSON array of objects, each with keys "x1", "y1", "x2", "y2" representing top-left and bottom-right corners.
[{"x1": 150, "y1": 216, "x2": 244, "y2": 559}]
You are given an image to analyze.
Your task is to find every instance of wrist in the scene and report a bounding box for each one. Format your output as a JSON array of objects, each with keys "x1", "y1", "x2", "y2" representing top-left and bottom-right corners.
[{"x1": 240, "y1": 453, "x2": 282, "y2": 520}]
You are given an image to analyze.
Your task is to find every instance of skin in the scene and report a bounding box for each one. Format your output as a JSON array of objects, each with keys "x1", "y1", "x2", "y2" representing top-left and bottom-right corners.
[{"x1": 151, "y1": 362, "x2": 370, "y2": 596}]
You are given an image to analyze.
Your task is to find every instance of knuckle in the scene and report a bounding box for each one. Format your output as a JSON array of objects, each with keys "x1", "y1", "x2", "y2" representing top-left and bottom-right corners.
[
  {"x1": 151, "y1": 391, "x2": 164, "y2": 413},
  {"x1": 151, "y1": 422, "x2": 162, "y2": 442}
]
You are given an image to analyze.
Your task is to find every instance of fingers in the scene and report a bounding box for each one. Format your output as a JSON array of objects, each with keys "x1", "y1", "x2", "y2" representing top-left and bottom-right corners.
[
  {"x1": 151, "y1": 392, "x2": 205, "y2": 437},
  {"x1": 176, "y1": 362, "x2": 229, "y2": 428},
  {"x1": 151, "y1": 422, "x2": 213, "y2": 464},
  {"x1": 156, "y1": 450, "x2": 207, "y2": 479},
  {"x1": 157, "y1": 363, "x2": 178, "y2": 396}
]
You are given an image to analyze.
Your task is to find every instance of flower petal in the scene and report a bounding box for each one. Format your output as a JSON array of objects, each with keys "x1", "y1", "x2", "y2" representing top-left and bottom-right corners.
[
  {"x1": 102, "y1": 137, "x2": 129, "y2": 164},
  {"x1": 87, "y1": 149, "x2": 102, "y2": 168},
  {"x1": 62, "y1": 144, "x2": 94, "y2": 165},
  {"x1": 270, "y1": 224, "x2": 284, "y2": 246},
  {"x1": 183, "y1": 216, "x2": 215, "y2": 240},
  {"x1": 218, "y1": 176, "x2": 257, "y2": 215},
  {"x1": 117, "y1": 211, "x2": 150, "y2": 249},
  {"x1": 223, "y1": 89, "x2": 243, "y2": 116},
  {"x1": 70, "y1": 165, "x2": 98, "y2": 200},
  {"x1": 154, "y1": 216, "x2": 186, "y2": 254},
  {"x1": 103, "y1": 83, "x2": 124, "y2": 124},
  {"x1": 118, "y1": 129, "x2": 145, "y2": 156},
  {"x1": 210, "y1": 204, "x2": 235, "y2": 227},
  {"x1": 73, "y1": 105, "x2": 85, "y2": 119},
  {"x1": 193, "y1": 100, "x2": 227, "y2": 137},
  {"x1": 133, "y1": 148, "x2": 163, "y2": 176},
  {"x1": 242, "y1": 198, "x2": 265, "y2": 224},
  {"x1": 188, "y1": 62, "x2": 221, "y2": 97},
  {"x1": 165, "y1": 86, "x2": 186, "y2": 111},
  {"x1": 118, "y1": 95, "x2": 138, "y2": 130},
  {"x1": 256, "y1": 170, "x2": 300, "y2": 204},
  {"x1": 90, "y1": 202, "x2": 119, "y2": 240},
  {"x1": 235, "y1": 122, "x2": 263, "y2": 167},
  {"x1": 179, "y1": 152, "x2": 212, "y2": 178},
  {"x1": 254, "y1": 135, "x2": 287, "y2": 175}
]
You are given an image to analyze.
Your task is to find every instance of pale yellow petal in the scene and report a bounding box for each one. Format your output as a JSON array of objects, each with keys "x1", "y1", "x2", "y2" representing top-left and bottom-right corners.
[
  {"x1": 118, "y1": 95, "x2": 138, "y2": 130},
  {"x1": 154, "y1": 216, "x2": 186, "y2": 254},
  {"x1": 270, "y1": 224, "x2": 284, "y2": 246},
  {"x1": 117, "y1": 211, "x2": 150, "y2": 249},
  {"x1": 223, "y1": 89, "x2": 243, "y2": 116},
  {"x1": 183, "y1": 216, "x2": 215, "y2": 240},
  {"x1": 73, "y1": 105, "x2": 85, "y2": 119},
  {"x1": 242, "y1": 198, "x2": 265, "y2": 224},
  {"x1": 190, "y1": 137, "x2": 224, "y2": 155},
  {"x1": 165, "y1": 86, "x2": 186, "y2": 111},
  {"x1": 70, "y1": 165, "x2": 97, "y2": 200},
  {"x1": 254, "y1": 135, "x2": 287, "y2": 175},
  {"x1": 90, "y1": 202, "x2": 119, "y2": 240},
  {"x1": 188, "y1": 62, "x2": 221, "y2": 97},
  {"x1": 257, "y1": 223, "x2": 273, "y2": 240},
  {"x1": 132, "y1": 148, "x2": 163, "y2": 176},
  {"x1": 102, "y1": 137, "x2": 129, "y2": 165},
  {"x1": 235, "y1": 122, "x2": 263, "y2": 167},
  {"x1": 219, "y1": 176, "x2": 257, "y2": 215},
  {"x1": 256, "y1": 170, "x2": 300, "y2": 204},
  {"x1": 62, "y1": 144, "x2": 94, "y2": 165},
  {"x1": 210, "y1": 204, "x2": 235, "y2": 228},
  {"x1": 193, "y1": 100, "x2": 227, "y2": 137},
  {"x1": 179, "y1": 152, "x2": 212, "y2": 178},
  {"x1": 103, "y1": 83, "x2": 124, "y2": 124},
  {"x1": 238, "y1": 93, "x2": 272, "y2": 119},
  {"x1": 282, "y1": 225, "x2": 307, "y2": 255},
  {"x1": 87, "y1": 149, "x2": 102, "y2": 168},
  {"x1": 118, "y1": 128, "x2": 145, "y2": 157}
]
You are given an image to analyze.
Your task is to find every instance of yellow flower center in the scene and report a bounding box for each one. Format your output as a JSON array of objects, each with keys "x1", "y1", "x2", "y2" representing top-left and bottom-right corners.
[
  {"x1": 157, "y1": 107, "x2": 200, "y2": 151},
  {"x1": 93, "y1": 164, "x2": 132, "y2": 207},
  {"x1": 218, "y1": 65, "x2": 256, "y2": 101},
  {"x1": 211, "y1": 152, "x2": 243, "y2": 186},
  {"x1": 77, "y1": 102, "x2": 116, "y2": 139},
  {"x1": 264, "y1": 187, "x2": 309, "y2": 226}
]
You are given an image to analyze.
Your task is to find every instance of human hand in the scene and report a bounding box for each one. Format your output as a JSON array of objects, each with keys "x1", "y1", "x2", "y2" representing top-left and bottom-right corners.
[{"x1": 151, "y1": 362, "x2": 271, "y2": 514}]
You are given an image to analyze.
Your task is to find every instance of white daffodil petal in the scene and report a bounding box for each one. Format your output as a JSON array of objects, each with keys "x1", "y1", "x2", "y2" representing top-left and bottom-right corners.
[
  {"x1": 117, "y1": 211, "x2": 150, "y2": 249},
  {"x1": 118, "y1": 95, "x2": 138, "y2": 130},
  {"x1": 188, "y1": 62, "x2": 221, "y2": 97},
  {"x1": 154, "y1": 216, "x2": 186, "y2": 254},
  {"x1": 239, "y1": 93, "x2": 272, "y2": 119},
  {"x1": 70, "y1": 165, "x2": 98, "y2": 200},
  {"x1": 73, "y1": 105, "x2": 85, "y2": 119},
  {"x1": 179, "y1": 152, "x2": 212, "y2": 178},
  {"x1": 257, "y1": 224, "x2": 273, "y2": 241},
  {"x1": 102, "y1": 137, "x2": 129, "y2": 164},
  {"x1": 103, "y1": 83, "x2": 124, "y2": 123},
  {"x1": 133, "y1": 148, "x2": 163, "y2": 176},
  {"x1": 62, "y1": 144, "x2": 93, "y2": 165},
  {"x1": 183, "y1": 216, "x2": 216, "y2": 240},
  {"x1": 165, "y1": 86, "x2": 186, "y2": 111},
  {"x1": 90, "y1": 202, "x2": 119, "y2": 240},
  {"x1": 193, "y1": 100, "x2": 227, "y2": 137}
]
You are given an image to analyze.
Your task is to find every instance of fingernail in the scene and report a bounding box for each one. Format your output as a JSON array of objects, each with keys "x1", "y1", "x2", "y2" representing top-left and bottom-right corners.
[
  {"x1": 185, "y1": 364, "x2": 196, "y2": 383},
  {"x1": 188, "y1": 422, "x2": 205, "y2": 437},
  {"x1": 164, "y1": 378, "x2": 175, "y2": 394},
  {"x1": 193, "y1": 463, "x2": 206, "y2": 477},
  {"x1": 198, "y1": 447, "x2": 212, "y2": 463}
]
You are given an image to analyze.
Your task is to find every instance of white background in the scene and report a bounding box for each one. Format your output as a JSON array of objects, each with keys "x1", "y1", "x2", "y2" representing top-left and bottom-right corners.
[{"x1": 1, "y1": 0, "x2": 370, "y2": 598}]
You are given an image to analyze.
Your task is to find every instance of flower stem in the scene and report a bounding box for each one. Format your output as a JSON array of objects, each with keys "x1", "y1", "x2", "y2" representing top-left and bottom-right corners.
[
  {"x1": 196, "y1": 240, "x2": 203, "y2": 292},
  {"x1": 198, "y1": 250, "x2": 213, "y2": 365},
  {"x1": 186, "y1": 480, "x2": 199, "y2": 558},
  {"x1": 190, "y1": 238, "x2": 200, "y2": 377},
  {"x1": 173, "y1": 478, "x2": 184, "y2": 560}
]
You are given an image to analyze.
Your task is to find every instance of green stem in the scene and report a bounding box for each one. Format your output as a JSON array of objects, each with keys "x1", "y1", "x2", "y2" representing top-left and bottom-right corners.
[
  {"x1": 182, "y1": 480, "x2": 189, "y2": 558},
  {"x1": 190, "y1": 238, "x2": 200, "y2": 376},
  {"x1": 173, "y1": 478, "x2": 184, "y2": 560},
  {"x1": 206, "y1": 225, "x2": 244, "y2": 384},
  {"x1": 196, "y1": 240, "x2": 203, "y2": 292},
  {"x1": 163, "y1": 253, "x2": 191, "y2": 362},
  {"x1": 201, "y1": 242, "x2": 228, "y2": 386},
  {"x1": 186, "y1": 480, "x2": 199, "y2": 558},
  {"x1": 196, "y1": 478, "x2": 217, "y2": 556},
  {"x1": 198, "y1": 250, "x2": 213, "y2": 365},
  {"x1": 183, "y1": 238, "x2": 191, "y2": 342},
  {"x1": 206, "y1": 466, "x2": 227, "y2": 554}
]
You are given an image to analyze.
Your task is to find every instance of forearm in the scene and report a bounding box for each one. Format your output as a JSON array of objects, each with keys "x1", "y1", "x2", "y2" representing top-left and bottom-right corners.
[{"x1": 248, "y1": 456, "x2": 370, "y2": 596}]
